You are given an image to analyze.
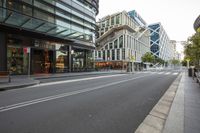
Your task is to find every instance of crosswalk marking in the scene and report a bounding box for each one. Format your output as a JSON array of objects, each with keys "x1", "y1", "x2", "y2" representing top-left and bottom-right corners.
[{"x1": 139, "y1": 71, "x2": 179, "y2": 76}]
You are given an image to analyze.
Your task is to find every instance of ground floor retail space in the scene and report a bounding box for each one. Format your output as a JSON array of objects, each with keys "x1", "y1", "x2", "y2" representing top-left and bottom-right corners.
[
  {"x1": 0, "y1": 32, "x2": 94, "y2": 75},
  {"x1": 95, "y1": 61, "x2": 143, "y2": 71}
]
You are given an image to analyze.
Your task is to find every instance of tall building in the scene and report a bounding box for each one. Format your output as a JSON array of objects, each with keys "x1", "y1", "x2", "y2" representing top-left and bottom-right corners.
[
  {"x1": 148, "y1": 23, "x2": 173, "y2": 61},
  {"x1": 0, "y1": 0, "x2": 99, "y2": 74},
  {"x1": 95, "y1": 10, "x2": 150, "y2": 71}
]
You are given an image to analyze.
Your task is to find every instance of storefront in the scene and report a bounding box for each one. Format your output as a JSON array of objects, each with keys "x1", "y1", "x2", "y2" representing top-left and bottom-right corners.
[{"x1": 3, "y1": 33, "x2": 94, "y2": 75}]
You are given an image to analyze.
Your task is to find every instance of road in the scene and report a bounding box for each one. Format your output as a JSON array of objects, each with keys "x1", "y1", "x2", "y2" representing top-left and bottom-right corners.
[{"x1": 0, "y1": 70, "x2": 180, "y2": 133}]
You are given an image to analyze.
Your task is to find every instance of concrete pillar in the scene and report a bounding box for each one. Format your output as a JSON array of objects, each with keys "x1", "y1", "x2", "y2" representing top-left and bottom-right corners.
[{"x1": 0, "y1": 32, "x2": 7, "y2": 71}]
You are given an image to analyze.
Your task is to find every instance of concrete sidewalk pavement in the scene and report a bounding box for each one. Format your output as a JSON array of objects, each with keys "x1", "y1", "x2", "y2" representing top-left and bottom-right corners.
[{"x1": 135, "y1": 70, "x2": 200, "y2": 133}]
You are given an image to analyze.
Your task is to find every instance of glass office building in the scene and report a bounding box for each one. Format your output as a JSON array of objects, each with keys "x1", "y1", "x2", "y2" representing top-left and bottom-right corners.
[
  {"x1": 148, "y1": 23, "x2": 173, "y2": 61},
  {"x1": 0, "y1": 0, "x2": 99, "y2": 74}
]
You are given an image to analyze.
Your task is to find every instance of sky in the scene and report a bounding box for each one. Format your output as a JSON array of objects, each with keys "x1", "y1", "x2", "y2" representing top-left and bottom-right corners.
[{"x1": 97, "y1": 0, "x2": 200, "y2": 42}]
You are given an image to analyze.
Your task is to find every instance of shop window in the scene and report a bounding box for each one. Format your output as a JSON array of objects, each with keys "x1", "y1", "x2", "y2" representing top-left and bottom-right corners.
[
  {"x1": 56, "y1": 51, "x2": 68, "y2": 73},
  {"x1": 7, "y1": 47, "x2": 28, "y2": 75}
]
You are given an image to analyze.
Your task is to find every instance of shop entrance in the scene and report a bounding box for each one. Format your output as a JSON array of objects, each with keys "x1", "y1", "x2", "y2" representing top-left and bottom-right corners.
[{"x1": 32, "y1": 49, "x2": 53, "y2": 74}]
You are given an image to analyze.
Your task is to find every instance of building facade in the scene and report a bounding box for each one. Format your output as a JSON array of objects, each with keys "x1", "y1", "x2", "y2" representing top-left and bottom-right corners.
[
  {"x1": 194, "y1": 15, "x2": 200, "y2": 32},
  {"x1": 148, "y1": 23, "x2": 173, "y2": 62},
  {"x1": 95, "y1": 11, "x2": 150, "y2": 71},
  {"x1": 0, "y1": 0, "x2": 99, "y2": 74}
]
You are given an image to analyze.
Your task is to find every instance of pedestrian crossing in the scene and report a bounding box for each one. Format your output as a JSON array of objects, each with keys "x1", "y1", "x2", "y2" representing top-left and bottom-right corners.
[{"x1": 140, "y1": 71, "x2": 179, "y2": 75}]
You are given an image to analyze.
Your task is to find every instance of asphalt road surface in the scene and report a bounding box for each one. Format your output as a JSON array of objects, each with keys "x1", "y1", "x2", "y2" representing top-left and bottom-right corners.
[{"x1": 0, "y1": 70, "x2": 180, "y2": 133}]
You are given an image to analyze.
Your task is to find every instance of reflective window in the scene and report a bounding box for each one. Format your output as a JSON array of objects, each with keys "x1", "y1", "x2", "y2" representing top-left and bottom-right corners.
[
  {"x1": 21, "y1": 0, "x2": 32, "y2": 4},
  {"x1": 34, "y1": 9, "x2": 54, "y2": 23},
  {"x1": 34, "y1": 0, "x2": 54, "y2": 13}
]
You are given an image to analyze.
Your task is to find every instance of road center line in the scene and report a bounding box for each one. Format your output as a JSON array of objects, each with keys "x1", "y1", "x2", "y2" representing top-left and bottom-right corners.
[
  {"x1": 30, "y1": 74, "x2": 127, "y2": 88},
  {"x1": 0, "y1": 74, "x2": 152, "y2": 113}
]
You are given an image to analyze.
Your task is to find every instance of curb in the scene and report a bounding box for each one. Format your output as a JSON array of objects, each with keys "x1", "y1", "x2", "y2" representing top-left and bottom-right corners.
[
  {"x1": 0, "y1": 80, "x2": 40, "y2": 91},
  {"x1": 135, "y1": 73, "x2": 182, "y2": 133}
]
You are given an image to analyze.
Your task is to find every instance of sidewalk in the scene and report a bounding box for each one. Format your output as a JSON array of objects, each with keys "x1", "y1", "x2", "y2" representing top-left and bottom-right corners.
[
  {"x1": 0, "y1": 70, "x2": 125, "y2": 90},
  {"x1": 135, "y1": 70, "x2": 200, "y2": 133}
]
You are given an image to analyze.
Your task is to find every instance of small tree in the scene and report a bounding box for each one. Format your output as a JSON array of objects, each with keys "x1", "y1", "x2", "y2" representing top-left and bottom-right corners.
[
  {"x1": 141, "y1": 52, "x2": 155, "y2": 63},
  {"x1": 171, "y1": 59, "x2": 180, "y2": 67}
]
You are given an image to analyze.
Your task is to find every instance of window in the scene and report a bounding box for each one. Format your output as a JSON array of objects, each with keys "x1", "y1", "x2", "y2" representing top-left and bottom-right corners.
[
  {"x1": 34, "y1": 9, "x2": 54, "y2": 23},
  {"x1": 112, "y1": 49, "x2": 115, "y2": 60},
  {"x1": 98, "y1": 51, "x2": 101, "y2": 58},
  {"x1": 106, "y1": 19, "x2": 109, "y2": 26},
  {"x1": 103, "y1": 51, "x2": 105, "y2": 60},
  {"x1": 34, "y1": 0, "x2": 54, "y2": 13},
  {"x1": 111, "y1": 17, "x2": 114, "y2": 25},
  {"x1": 102, "y1": 21, "x2": 105, "y2": 27},
  {"x1": 117, "y1": 49, "x2": 120, "y2": 60},
  {"x1": 21, "y1": 0, "x2": 32, "y2": 4},
  {"x1": 116, "y1": 14, "x2": 120, "y2": 24},
  {"x1": 119, "y1": 35, "x2": 123, "y2": 48},
  {"x1": 122, "y1": 48, "x2": 125, "y2": 60},
  {"x1": 109, "y1": 43, "x2": 113, "y2": 49},
  {"x1": 114, "y1": 39, "x2": 118, "y2": 48},
  {"x1": 105, "y1": 45, "x2": 108, "y2": 50},
  {"x1": 107, "y1": 50, "x2": 110, "y2": 60}
]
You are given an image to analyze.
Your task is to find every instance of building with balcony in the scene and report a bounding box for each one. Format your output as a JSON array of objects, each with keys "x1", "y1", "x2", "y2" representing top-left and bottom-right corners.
[
  {"x1": 95, "y1": 10, "x2": 150, "y2": 71},
  {"x1": 148, "y1": 23, "x2": 173, "y2": 62},
  {"x1": 0, "y1": 0, "x2": 99, "y2": 74}
]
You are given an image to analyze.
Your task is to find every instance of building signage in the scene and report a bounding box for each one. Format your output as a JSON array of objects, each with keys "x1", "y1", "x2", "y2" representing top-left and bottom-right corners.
[{"x1": 34, "y1": 40, "x2": 55, "y2": 50}]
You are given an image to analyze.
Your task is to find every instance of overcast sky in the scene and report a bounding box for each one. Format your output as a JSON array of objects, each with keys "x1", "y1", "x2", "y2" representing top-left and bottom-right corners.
[{"x1": 97, "y1": 0, "x2": 200, "y2": 42}]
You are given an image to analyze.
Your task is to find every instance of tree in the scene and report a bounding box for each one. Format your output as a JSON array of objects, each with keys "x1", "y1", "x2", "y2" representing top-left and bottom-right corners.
[
  {"x1": 141, "y1": 52, "x2": 155, "y2": 63},
  {"x1": 171, "y1": 59, "x2": 180, "y2": 67},
  {"x1": 184, "y1": 33, "x2": 200, "y2": 67}
]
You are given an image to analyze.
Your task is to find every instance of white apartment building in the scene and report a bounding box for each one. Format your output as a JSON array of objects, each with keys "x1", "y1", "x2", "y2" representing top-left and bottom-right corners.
[{"x1": 94, "y1": 11, "x2": 150, "y2": 71}]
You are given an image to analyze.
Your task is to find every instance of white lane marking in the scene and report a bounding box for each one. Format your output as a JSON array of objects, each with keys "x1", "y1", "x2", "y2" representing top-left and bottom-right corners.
[
  {"x1": 173, "y1": 72, "x2": 178, "y2": 75},
  {"x1": 157, "y1": 72, "x2": 163, "y2": 74},
  {"x1": 30, "y1": 74, "x2": 127, "y2": 88},
  {"x1": 164, "y1": 72, "x2": 171, "y2": 75},
  {"x1": 0, "y1": 74, "x2": 152, "y2": 113}
]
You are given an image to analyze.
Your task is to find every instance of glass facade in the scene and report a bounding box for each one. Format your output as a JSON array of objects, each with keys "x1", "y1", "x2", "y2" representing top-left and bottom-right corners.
[
  {"x1": 0, "y1": 0, "x2": 98, "y2": 44},
  {"x1": 0, "y1": 0, "x2": 99, "y2": 74}
]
